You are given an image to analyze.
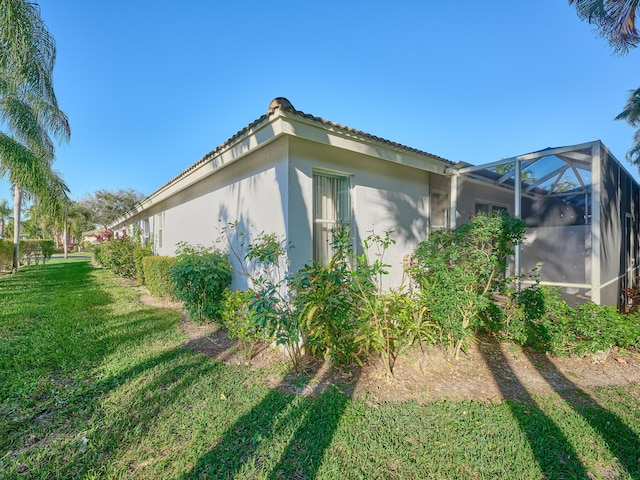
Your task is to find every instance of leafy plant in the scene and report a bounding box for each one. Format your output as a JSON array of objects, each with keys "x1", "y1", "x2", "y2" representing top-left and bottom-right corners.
[
  {"x1": 390, "y1": 288, "x2": 437, "y2": 352},
  {"x1": 0, "y1": 238, "x2": 12, "y2": 271},
  {"x1": 219, "y1": 289, "x2": 266, "y2": 359},
  {"x1": 414, "y1": 212, "x2": 526, "y2": 359},
  {"x1": 292, "y1": 229, "x2": 361, "y2": 365},
  {"x1": 246, "y1": 234, "x2": 302, "y2": 368},
  {"x1": 292, "y1": 228, "x2": 433, "y2": 374},
  {"x1": 219, "y1": 223, "x2": 302, "y2": 368},
  {"x1": 19, "y1": 239, "x2": 55, "y2": 265},
  {"x1": 133, "y1": 243, "x2": 154, "y2": 285},
  {"x1": 92, "y1": 234, "x2": 137, "y2": 277},
  {"x1": 169, "y1": 242, "x2": 232, "y2": 323},
  {"x1": 350, "y1": 230, "x2": 403, "y2": 375},
  {"x1": 142, "y1": 255, "x2": 177, "y2": 299}
]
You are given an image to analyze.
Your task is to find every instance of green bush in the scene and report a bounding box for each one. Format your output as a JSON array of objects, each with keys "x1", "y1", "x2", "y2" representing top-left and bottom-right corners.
[
  {"x1": 219, "y1": 289, "x2": 267, "y2": 359},
  {"x1": 93, "y1": 244, "x2": 103, "y2": 265},
  {"x1": 40, "y1": 240, "x2": 55, "y2": 262},
  {"x1": 291, "y1": 228, "x2": 436, "y2": 373},
  {"x1": 20, "y1": 239, "x2": 55, "y2": 265},
  {"x1": 560, "y1": 302, "x2": 640, "y2": 356},
  {"x1": 292, "y1": 230, "x2": 362, "y2": 365},
  {"x1": 169, "y1": 243, "x2": 232, "y2": 323},
  {"x1": 94, "y1": 237, "x2": 137, "y2": 278},
  {"x1": 414, "y1": 212, "x2": 526, "y2": 359},
  {"x1": 142, "y1": 256, "x2": 177, "y2": 299},
  {"x1": 133, "y1": 244, "x2": 154, "y2": 284},
  {"x1": 0, "y1": 238, "x2": 12, "y2": 271},
  {"x1": 487, "y1": 285, "x2": 571, "y2": 353},
  {"x1": 221, "y1": 224, "x2": 304, "y2": 368},
  {"x1": 488, "y1": 284, "x2": 640, "y2": 356}
]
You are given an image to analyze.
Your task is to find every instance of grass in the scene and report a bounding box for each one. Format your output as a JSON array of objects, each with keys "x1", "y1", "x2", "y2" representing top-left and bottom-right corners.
[{"x1": 1, "y1": 258, "x2": 639, "y2": 479}]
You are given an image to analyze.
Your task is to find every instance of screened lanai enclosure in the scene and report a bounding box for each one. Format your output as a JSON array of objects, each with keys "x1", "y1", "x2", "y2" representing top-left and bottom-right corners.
[{"x1": 449, "y1": 141, "x2": 640, "y2": 309}]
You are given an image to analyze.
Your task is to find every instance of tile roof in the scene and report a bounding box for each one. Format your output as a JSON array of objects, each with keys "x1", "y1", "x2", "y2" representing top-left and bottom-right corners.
[{"x1": 146, "y1": 97, "x2": 452, "y2": 201}]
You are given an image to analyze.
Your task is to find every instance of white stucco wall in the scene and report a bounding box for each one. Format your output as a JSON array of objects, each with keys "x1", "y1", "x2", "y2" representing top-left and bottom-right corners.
[
  {"x1": 116, "y1": 137, "x2": 289, "y2": 290},
  {"x1": 289, "y1": 137, "x2": 431, "y2": 289},
  {"x1": 111, "y1": 110, "x2": 451, "y2": 292}
]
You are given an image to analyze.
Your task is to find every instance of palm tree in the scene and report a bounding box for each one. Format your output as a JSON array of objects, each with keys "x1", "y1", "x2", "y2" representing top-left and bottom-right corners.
[
  {"x1": 0, "y1": 198, "x2": 10, "y2": 238},
  {"x1": 615, "y1": 87, "x2": 640, "y2": 162},
  {"x1": 0, "y1": 1, "x2": 70, "y2": 270},
  {"x1": 569, "y1": 0, "x2": 639, "y2": 54},
  {"x1": 569, "y1": 1, "x2": 640, "y2": 163}
]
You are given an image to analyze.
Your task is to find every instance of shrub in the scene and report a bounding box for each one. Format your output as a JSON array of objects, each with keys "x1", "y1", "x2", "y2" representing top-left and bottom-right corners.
[
  {"x1": 390, "y1": 289, "x2": 437, "y2": 352},
  {"x1": 169, "y1": 243, "x2": 232, "y2": 323},
  {"x1": 488, "y1": 284, "x2": 640, "y2": 356},
  {"x1": 414, "y1": 212, "x2": 526, "y2": 359},
  {"x1": 0, "y1": 238, "x2": 12, "y2": 271},
  {"x1": 93, "y1": 244, "x2": 103, "y2": 265},
  {"x1": 560, "y1": 302, "x2": 640, "y2": 356},
  {"x1": 20, "y1": 239, "x2": 55, "y2": 265},
  {"x1": 40, "y1": 240, "x2": 55, "y2": 263},
  {"x1": 487, "y1": 284, "x2": 571, "y2": 354},
  {"x1": 244, "y1": 233, "x2": 302, "y2": 364},
  {"x1": 142, "y1": 256, "x2": 177, "y2": 299},
  {"x1": 220, "y1": 224, "x2": 303, "y2": 368},
  {"x1": 293, "y1": 254, "x2": 361, "y2": 365},
  {"x1": 133, "y1": 244, "x2": 154, "y2": 284},
  {"x1": 94, "y1": 236, "x2": 137, "y2": 277},
  {"x1": 219, "y1": 289, "x2": 266, "y2": 359},
  {"x1": 292, "y1": 228, "x2": 435, "y2": 373}
]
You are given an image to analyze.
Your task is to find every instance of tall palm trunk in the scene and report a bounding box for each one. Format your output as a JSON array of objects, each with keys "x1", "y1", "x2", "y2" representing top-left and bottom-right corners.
[
  {"x1": 63, "y1": 218, "x2": 68, "y2": 259},
  {"x1": 12, "y1": 184, "x2": 21, "y2": 271}
]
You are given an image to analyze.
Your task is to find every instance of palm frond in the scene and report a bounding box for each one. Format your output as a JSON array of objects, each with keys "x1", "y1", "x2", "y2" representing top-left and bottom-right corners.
[
  {"x1": 614, "y1": 87, "x2": 640, "y2": 126},
  {"x1": 626, "y1": 128, "x2": 640, "y2": 164},
  {"x1": 569, "y1": 0, "x2": 640, "y2": 53},
  {"x1": 0, "y1": 0, "x2": 58, "y2": 106}
]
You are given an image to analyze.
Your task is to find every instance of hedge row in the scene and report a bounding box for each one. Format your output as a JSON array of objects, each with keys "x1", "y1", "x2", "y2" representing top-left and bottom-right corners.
[
  {"x1": 0, "y1": 239, "x2": 55, "y2": 270},
  {"x1": 0, "y1": 239, "x2": 12, "y2": 271},
  {"x1": 142, "y1": 256, "x2": 177, "y2": 299}
]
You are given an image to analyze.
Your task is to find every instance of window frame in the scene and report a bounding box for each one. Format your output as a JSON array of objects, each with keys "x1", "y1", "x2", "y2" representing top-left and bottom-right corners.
[
  {"x1": 312, "y1": 169, "x2": 352, "y2": 265},
  {"x1": 475, "y1": 201, "x2": 509, "y2": 215}
]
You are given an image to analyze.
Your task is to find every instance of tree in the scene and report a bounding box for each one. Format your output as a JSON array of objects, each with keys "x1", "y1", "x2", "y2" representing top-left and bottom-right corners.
[
  {"x1": 569, "y1": 0, "x2": 640, "y2": 163},
  {"x1": 79, "y1": 188, "x2": 145, "y2": 228},
  {"x1": 569, "y1": 0, "x2": 639, "y2": 53},
  {"x1": 0, "y1": 0, "x2": 71, "y2": 270},
  {"x1": 0, "y1": 198, "x2": 10, "y2": 238}
]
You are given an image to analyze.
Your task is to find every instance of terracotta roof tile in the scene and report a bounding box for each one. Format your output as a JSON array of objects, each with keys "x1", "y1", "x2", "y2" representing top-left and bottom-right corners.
[{"x1": 147, "y1": 98, "x2": 451, "y2": 200}]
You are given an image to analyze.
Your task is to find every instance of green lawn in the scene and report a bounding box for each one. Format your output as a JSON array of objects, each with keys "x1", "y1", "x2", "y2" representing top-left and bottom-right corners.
[{"x1": 1, "y1": 259, "x2": 639, "y2": 479}]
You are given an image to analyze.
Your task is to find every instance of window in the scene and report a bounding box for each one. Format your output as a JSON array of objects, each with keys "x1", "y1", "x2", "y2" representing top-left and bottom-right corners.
[
  {"x1": 475, "y1": 202, "x2": 508, "y2": 214},
  {"x1": 155, "y1": 213, "x2": 163, "y2": 250},
  {"x1": 313, "y1": 172, "x2": 350, "y2": 265},
  {"x1": 142, "y1": 219, "x2": 150, "y2": 246},
  {"x1": 430, "y1": 191, "x2": 449, "y2": 230}
]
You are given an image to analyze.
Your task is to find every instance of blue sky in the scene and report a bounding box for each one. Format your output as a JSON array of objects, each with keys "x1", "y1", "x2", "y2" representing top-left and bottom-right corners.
[{"x1": 2, "y1": 0, "x2": 640, "y2": 203}]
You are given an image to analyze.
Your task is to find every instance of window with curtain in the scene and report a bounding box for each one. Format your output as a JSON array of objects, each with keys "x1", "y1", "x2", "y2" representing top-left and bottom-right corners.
[
  {"x1": 155, "y1": 213, "x2": 163, "y2": 250},
  {"x1": 430, "y1": 191, "x2": 449, "y2": 230},
  {"x1": 313, "y1": 172, "x2": 350, "y2": 265}
]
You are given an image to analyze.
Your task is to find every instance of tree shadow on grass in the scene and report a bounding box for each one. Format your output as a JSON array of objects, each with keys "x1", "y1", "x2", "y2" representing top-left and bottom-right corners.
[
  {"x1": 478, "y1": 341, "x2": 591, "y2": 479},
  {"x1": 183, "y1": 358, "x2": 357, "y2": 480},
  {"x1": 522, "y1": 349, "x2": 640, "y2": 479}
]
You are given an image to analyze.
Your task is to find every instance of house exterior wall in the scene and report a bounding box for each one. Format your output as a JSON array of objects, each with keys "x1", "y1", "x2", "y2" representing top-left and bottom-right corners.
[
  {"x1": 599, "y1": 147, "x2": 640, "y2": 308},
  {"x1": 454, "y1": 176, "x2": 515, "y2": 223},
  {"x1": 106, "y1": 102, "x2": 640, "y2": 311},
  {"x1": 288, "y1": 137, "x2": 432, "y2": 289},
  {"x1": 116, "y1": 137, "x2": 290, "y2": 290}
]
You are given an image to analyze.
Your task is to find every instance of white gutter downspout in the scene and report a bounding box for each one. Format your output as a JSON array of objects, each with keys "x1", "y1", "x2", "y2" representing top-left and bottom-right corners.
[
  {"x1": 591, "y1": 142, "x2": 601, "y2": 304},
  {"x1": 515, "y1": 158, "x2": 522, "y2": 290},
  {"x1": 450, "y1": 172, "x2": 458, "y2": 229}
]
